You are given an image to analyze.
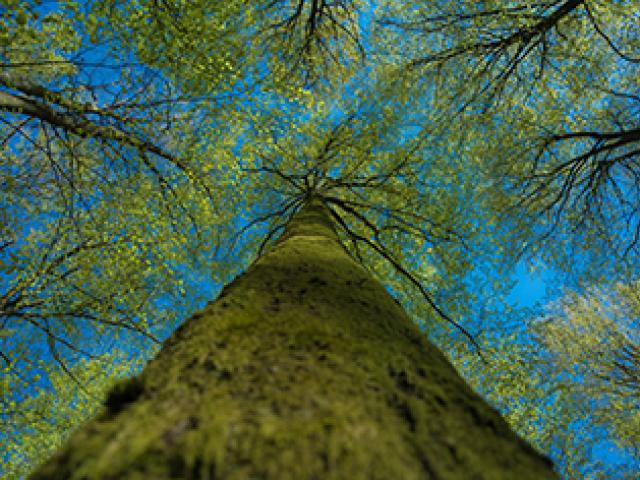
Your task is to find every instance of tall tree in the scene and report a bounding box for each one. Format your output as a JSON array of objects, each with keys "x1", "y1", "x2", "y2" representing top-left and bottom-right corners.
[{"x1": 31, "y1": 195, "x2": 557, "y2": 479}]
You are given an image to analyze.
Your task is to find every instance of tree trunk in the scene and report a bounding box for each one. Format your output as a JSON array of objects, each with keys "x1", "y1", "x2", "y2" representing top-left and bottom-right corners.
[{"x1": 31, "y1": 197, "x2": 557, "y2": 479}]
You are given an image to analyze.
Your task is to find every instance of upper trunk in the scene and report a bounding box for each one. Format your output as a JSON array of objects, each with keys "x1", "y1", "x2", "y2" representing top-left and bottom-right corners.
[{"x1": 31, "y1": 197, "x2": 557, "y2": 479}]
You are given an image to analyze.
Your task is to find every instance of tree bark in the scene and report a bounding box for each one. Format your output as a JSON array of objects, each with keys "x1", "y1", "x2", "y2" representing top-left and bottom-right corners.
[{"x1": 31, "y1": 197, "x2": 558, "y2": 479}]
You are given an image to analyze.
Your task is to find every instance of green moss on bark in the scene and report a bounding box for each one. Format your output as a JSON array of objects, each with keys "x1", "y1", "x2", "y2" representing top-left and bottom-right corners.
[{"x1": 31, "y1": 199, "x2": 557, "y2": 479}]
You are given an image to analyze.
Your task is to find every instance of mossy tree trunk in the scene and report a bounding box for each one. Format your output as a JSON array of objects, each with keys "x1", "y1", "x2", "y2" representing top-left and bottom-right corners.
[{"x1": 32, "y1": 197, "x2": 558, "y2": 479}]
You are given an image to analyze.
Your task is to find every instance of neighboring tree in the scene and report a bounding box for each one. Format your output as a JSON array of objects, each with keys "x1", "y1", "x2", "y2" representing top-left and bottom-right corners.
[
  {"x1": 450, "y1": 282, "x2": 640, "y2": 479},
  {"x1": 536, "y1": 282, "x2": 640, "y2": 460},
  {"x1": 375, "y1": 0, "x2": 640, "y2": 269},
  {"x1": 1, "y1": 0, "x2": 250, "y2": 371},
  {"x1": 250, "y1": 0, "x2": 366, "y2": 86},
  {"x1": 1, "y1": 350, "x2": 149, "y2": 479}
]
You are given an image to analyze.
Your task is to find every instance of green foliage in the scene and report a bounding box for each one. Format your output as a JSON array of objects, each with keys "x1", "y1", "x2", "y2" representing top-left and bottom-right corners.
[
  {"x1": 374, "y1": 0, "x2": 640, "y2": 272},
  {"x1": 449, "y1": 282, "x2": 640, "y2": 479},
  {"x1": 0, "y1": 1, "x2": 80, "y2": 79},
  {"x1": 81, "y1": 0, "x2": 246, "y2": 95},
  {"x1": 537, "y1": 282, "x2": 640, "y2": 458},
  {"x1": 1, "y1": 349, "x2": 150, "y2": 479},
  {"x1": 1, "y1": 0, "x2": 639, "y2": 477}
]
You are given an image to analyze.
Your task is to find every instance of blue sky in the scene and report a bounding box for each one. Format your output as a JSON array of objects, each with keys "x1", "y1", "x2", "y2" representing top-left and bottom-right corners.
[
  {"x1": 2, "y1": 1, "x2": 639, "y2": 478},
  {"x1": 509, "y1": 262, "x2": 549, "y2": 307}
]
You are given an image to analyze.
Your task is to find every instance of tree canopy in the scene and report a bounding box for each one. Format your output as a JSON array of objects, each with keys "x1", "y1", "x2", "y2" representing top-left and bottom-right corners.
[{"x1": 1, "y1": 0, "x2": 639, "y2": 478}]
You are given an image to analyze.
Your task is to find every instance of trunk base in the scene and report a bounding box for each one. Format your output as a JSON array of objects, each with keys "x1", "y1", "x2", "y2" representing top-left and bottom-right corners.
[{"x1": 32, "y1": 203, "x2": 556, "y2": 479}]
